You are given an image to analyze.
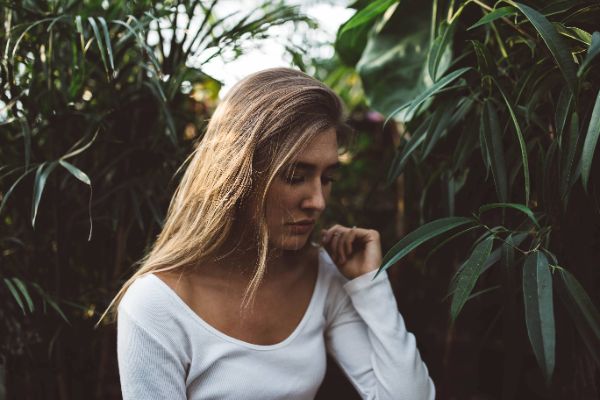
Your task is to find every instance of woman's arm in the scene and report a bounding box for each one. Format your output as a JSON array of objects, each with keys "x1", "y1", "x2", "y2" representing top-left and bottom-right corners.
[
  {"x1": 324, "y1": 269, "x2": 435, "y2": 400},
  {"x1": 117, "y1": 307, "x2": 188, "y2": 399},
  {"x1": 321, "y1": 225, "x2": 435, "y2": 399}
]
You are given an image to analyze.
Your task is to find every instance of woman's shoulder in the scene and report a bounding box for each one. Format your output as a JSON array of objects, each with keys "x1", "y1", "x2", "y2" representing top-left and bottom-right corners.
[{"x1": 118, "y1": 272, "x2": 182, "y2": 329}]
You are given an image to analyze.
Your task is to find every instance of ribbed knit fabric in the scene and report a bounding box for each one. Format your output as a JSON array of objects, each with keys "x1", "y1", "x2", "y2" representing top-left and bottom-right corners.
[{"x1": 117, "y1": 246, "x2": 435, "y2": 399}]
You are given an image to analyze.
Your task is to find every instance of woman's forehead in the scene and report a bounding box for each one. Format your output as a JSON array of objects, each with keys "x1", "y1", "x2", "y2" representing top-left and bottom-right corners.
[{"x1": 290, "y1": 129, "x2": 339, "y2": 168}]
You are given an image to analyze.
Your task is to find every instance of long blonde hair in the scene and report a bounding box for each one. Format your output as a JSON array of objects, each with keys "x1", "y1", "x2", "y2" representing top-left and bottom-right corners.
[{"x1": 97, "y1": 67, "x2": 349, "y2": 326}]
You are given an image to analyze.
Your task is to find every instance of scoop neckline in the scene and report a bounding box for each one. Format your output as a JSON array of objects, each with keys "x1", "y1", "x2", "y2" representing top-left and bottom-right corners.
[{"x1": 148, "y1": 246, "x2": 325, "y2": 351}]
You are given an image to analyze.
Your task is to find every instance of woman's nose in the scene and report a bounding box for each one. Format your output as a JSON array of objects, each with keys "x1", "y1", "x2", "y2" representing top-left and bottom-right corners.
[{"x1": 301, "y1": 181, "x2": 326, "y2": 211}]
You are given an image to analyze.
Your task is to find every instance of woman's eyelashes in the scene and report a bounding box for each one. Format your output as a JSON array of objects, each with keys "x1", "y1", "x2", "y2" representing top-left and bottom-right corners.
[{"x1": 284, "y1": 174, "x2": 337, "y2": 185}]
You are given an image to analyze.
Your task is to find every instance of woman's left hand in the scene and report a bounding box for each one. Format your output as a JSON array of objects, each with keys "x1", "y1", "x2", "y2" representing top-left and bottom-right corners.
[{"x1": 321, "y1": 225, "x2": 382, "y2": 280}]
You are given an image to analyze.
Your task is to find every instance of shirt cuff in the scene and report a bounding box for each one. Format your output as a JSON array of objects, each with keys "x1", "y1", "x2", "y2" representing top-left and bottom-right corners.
[{"x1": 343, "y1": 268, "x2": 390, "y2": 295}]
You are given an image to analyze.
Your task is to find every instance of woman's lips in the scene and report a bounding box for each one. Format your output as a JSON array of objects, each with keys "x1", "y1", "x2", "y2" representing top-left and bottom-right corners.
[{"x1": 288, "y1": 222, "x2": 314, "y2": 234}]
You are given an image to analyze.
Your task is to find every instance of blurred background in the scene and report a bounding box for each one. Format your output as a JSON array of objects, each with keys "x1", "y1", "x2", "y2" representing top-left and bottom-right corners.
[{"x1": 1, "y1": 0, "x2": 599, "y2": 398}]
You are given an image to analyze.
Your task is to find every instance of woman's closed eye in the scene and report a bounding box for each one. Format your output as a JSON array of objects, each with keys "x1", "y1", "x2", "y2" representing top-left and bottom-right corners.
[{"x1": 284, "y1": 175, "x2": 337, "y2": 185}]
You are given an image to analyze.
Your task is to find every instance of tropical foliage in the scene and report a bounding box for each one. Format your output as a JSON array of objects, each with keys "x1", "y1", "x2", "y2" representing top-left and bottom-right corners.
[
  {"x1": 0, "y1": 0, "x2": 307, "y2": 397},
  {"x1": 336, "y1": 0, "x2": 599, "y2": 397}
]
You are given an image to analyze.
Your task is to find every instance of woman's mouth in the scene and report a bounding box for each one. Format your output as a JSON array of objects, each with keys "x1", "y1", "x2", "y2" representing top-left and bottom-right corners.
[{"x1": 287, "y1": 220, "x2": 315, "y2": 234}]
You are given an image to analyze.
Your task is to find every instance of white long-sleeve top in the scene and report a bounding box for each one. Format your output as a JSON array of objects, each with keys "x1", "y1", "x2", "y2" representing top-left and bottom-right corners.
[{"x1": 117, "y1": 246, "x2": 435, "y2": 399}]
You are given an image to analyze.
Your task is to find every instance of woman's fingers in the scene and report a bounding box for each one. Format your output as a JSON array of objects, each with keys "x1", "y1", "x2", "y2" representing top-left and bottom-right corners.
[
  {"x1": 345, "y1": 227, "x2": 355, "y2": 256},
  {"x1": 322, "y1": 225, "x2": 357, "y2": 265}
]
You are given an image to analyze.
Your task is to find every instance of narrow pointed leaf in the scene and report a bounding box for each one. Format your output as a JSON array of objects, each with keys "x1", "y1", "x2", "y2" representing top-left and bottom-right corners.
[
  {"x1": 428, "y1": 20, "x2": 455, "y2": 81},
  {"x1": 386, "y1": 118, "x2": 428, "y2": 184},
  {"x1": 578, "y1": 31, "x2": 600, "y2": 77},
  {"x1": 492, "y1": 78, "x2": 530, "y2": 204},
  {"x1": 59, "y1": 160, "x2": 90, "y2": 185},
  {"x1": 421, "y1": 102, "x2": 453, "y2": 160},
  {"x1": 581, "y1": 90, "x2": 600, "y2": 191},
  {"x1": 75, "y1": 15, "x2": 85, "y2": 50},
  {"x1": 0, "y1": 168, "x2": 35, "y2": 215},
  {"x1": 31, "y1": 283, "x2": 70, "y2": 323},
  {"x1": 98, "y1": 17, "x2": 115, "y2": 71},
  {"x1": 386, "y1": 67, "x2": 471, "y2": 125},
  {"x1": 450, "y1": 236, "x2": 494, "y2": 321},
  {"x1": 4, "y1": 278, "x2": 26, "y2": 315},
  {"x1": 555, "y1": 87, "x2": 573, "y2": 144},
  {"x1": 88, "y1": 17, "x2": 109, "y2": 73},
  {"x1": 339, "y1": 0, "x2": 397, "y2": 34},
  {"x1": 523, "y1": 251, "x2": 555, "y2": 384},
  {"x1": 12, "y1": 278, "x2": 34, "y2": 312},
  {"x1": 558, "y1": 268, "x2": 600, "y2": 340},
  {"x1": 31, "y1": 162, "x2": 58, "y2": 228},
  {"x1": 479, "y1": 203, "x2": 539, "y2": 228},
  {"x1": 479, "y1": 112, "x2": 492, "y2": 176},
  {"x1": 560, "y1": 112, "x2": 580, "y2": 198},
  {"x1": 482, "y1": 100, "x2": 508, "y2": 202},
  {"x1": 514, "y1": 2, "x2": 577, "y2": 93},
  {"x1": 375, "y1": 216, "x2": 474, "y2": 278},
  {"x1": 468, "y1": 6, "x2": 517, "y2": 31},
  {"x1": 61, "y1": 128, "x2": 99, "y2": 160}
]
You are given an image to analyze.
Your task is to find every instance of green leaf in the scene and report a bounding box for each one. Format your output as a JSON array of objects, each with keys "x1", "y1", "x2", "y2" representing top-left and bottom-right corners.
[
  {"x1": 10, "y1": 17, "x2": 55, "y2": 62},
  {"x1": 514, "y1": 2, "x2": 577, "y2": 93},
  {"x1": 523, "y1": 251, "x2": 555, "y2": 385},
  {"x1": 375, "y1": 216, "x2": 475, "y2": 278},
  {"x1": 554, "y1": 87, "x2": 573, "y2": 144},
  {"x1": 386, "y1": 67, "x2": 471, "y2": 125},
  {"x1": 386, "y1": 118, "x2": 428, "y2": 184},
  {"x1": 492, "y1": 78, "x2": 530, "y2": 205},
  {"x1": 581, "y1": 90, "x2": 600, "y2": 191},
  {"x1": 421, "y1": 102, "x2": 453, "y2": 160},
  {"x1": 31, "y1": 283, "x2": 70, "y2": 323},
  {"x1": 339, "y1": 0, "x2": 398, "y2": 35},
  {"x1": 471, "y1": 40, "x2": 495, "y2": 76},
  {"x1": 31, "y1": 162, "x2": 58, "y2": 228},
  {"x1": 479, "y1": 203, "x2": 540, "y2": 228},
  {"x1": 428, "y1": 20, "x2": 455, "y2": 81},
  {"x1": 111, "y1": 19, "x2": 161, "y2": 74},
  {"x1": 20, "y1": 118, "x2": 31, "y2": 170},
  {"x1": 560, "y1": 112, "x2": 580, "y2": 199},
  {"x1": 450, "y1": 236, "x2": 494, "y2": 321},
  {"x1": 58, "y1": 160, "x2": 93, "y2": 240},
  {"x1": 0, "y1": 168, "x2": 35, "y2": 216},
  {"x1": 468, "y1": 6, "x2": 517, "y2": 31},
  {"x1": 75, "y1": 15, "x2": 85, "y2": 50},
  {"x1": 98, "y1": 17, "x2": 115, "y2": 71},
  {"x1": 557, "y1": 268, "x2": 600, "y2": 366},
  {"x1": 481, "y1": 100, "x2": 508, "y2": 202},
  {"x1": 356, "y1": 1, "x2": 433, "y2": 122},
  {"x1": 61, "y1": 128, "x2": 100, "y2": 160},
  {"x1": 553, "y1": 23, "x2": 592, "y2": 45},
  {"x1": 88, "y1": 17, "x2": 109, "y2": 74},
  {"x1": 559, "y1": 268, "x2": 600, "y2": 340},
  {"x1": 578, "y1": 31, "x2": 600, "y2": 77},
  {"x1": 543, "y1": 140, "x2": 559, "y2": 207},
  {"x1": 12, "y1": 278, "x2": 34, "y2": 312},
  {"x1": 58, "y1": 160, "x2": 90, "y2": 185},
  {"x1": 4, "y1": 278, "x2": 26, "y2": 315},
  {"x1": 482, "y1": 232, "x2": 528, "y2": 274}
]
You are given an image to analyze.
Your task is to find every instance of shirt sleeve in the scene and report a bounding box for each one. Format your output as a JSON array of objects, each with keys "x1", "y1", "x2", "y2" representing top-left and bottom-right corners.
[
  {"x1": 324, "y1": 268, "x2": 435, "y2": 400},
  {"x1": 117, "y1": 307, "x2": 188, "y2": 400}
]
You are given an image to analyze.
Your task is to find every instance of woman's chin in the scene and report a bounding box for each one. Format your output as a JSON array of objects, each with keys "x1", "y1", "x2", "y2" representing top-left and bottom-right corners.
[{"x1": 270, "y1": 235, "x2": 311, "y2": 252}]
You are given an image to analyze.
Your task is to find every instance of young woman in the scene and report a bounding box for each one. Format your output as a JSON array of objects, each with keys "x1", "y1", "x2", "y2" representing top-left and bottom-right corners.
[{"x1": 106, "y1": 68, "x2": 435, "y2": 399}]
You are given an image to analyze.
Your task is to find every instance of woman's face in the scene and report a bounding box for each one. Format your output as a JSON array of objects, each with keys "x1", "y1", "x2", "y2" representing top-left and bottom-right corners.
[{"x1": 265, "y1": 127, "x2": 340, "y2": 251}]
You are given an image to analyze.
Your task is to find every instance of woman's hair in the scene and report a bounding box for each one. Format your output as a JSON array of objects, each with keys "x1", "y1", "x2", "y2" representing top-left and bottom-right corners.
[{"x1": 97, "y1": 67, "x2": 350, "y2": 326}]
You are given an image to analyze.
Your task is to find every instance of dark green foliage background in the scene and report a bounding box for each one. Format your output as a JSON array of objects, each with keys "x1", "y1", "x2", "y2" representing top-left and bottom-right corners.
[{"x1": 1, "y1": 0, "x2": 600, "y2": 399}]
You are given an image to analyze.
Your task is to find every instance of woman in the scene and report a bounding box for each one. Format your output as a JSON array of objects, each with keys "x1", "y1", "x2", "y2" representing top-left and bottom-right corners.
[{"x1": 105, "y1": 68, "x2": 435, "y2": 399}]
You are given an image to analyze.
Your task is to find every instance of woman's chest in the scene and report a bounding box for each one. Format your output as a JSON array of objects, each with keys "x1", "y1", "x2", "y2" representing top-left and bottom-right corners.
[{"x1": 190, "y1": 271, "x2": 317, "y2": 346}]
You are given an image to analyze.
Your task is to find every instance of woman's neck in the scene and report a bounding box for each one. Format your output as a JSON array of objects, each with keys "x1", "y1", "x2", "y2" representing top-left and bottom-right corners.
[{"x1": 205, "y1": 240, "x2": 314, "y2": 284}]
